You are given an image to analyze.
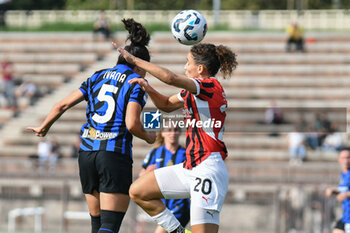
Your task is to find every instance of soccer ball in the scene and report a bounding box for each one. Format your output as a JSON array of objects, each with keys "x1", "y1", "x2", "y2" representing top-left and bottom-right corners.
[{"x1": 171, "y1": 10, "x2": 207, "y2": 45}]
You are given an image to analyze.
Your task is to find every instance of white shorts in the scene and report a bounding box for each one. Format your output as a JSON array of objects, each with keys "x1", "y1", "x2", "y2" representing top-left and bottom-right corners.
[{"x1": 154, "y1": 152, "x2": 229, "y2": 225}]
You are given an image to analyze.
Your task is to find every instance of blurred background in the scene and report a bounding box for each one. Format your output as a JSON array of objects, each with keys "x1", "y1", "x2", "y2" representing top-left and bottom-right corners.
[{"x1": 1, "y1": 0, "x2": 350, "y2": 233}]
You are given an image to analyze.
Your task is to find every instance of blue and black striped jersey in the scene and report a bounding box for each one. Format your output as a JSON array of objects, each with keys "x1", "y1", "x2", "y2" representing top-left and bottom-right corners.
[
  {"x1": 78, "y1": 64, "x2": 147, "y2": 156},
  {"x1": 142, "y1": 145, "x2": 190, "y2": 218},
  {"x1": 339, "y1": 171, "x2": 350, "y2": 223}
]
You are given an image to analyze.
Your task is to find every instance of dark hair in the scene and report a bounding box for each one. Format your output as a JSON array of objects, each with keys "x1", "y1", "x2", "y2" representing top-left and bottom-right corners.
[
  {"x1": 340, "y1": 147, "x2": 350, "y2": 153},
  {"x1": 190, "y1": 43, "x2": 238, "y2": 79},
  {"x1": 117, "y1": 18, "x2": 151, "y2": 67}
]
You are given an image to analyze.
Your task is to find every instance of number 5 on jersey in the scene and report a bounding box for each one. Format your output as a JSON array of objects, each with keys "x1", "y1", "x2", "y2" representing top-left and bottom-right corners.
[{"x1": 92, "y1": 84, "x2": 119, "y2": 124}]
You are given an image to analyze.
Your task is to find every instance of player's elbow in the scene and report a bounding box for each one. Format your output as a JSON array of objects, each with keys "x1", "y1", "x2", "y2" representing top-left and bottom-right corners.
[
  {"x1": 54, "y1": 101, "x2": 69, "y2": 113},
  {"x1": 154, "y1": 103, "x2": 173, "y2": 113},
  {"x1": 126, "y1": 118, "x2": 139, "y2": 134},
  {"x1": 162, "y1": 71, "x2": 177, "y2": 86},
  {"x1": 153, "y1": 98, "x2": 177, "y2": 113},
  {"x1": 127, "y1": 125, "x2": 138, "y2": 135},
  {"x1": 161, "y1": 106, "x2": 175, "y2": 113}
]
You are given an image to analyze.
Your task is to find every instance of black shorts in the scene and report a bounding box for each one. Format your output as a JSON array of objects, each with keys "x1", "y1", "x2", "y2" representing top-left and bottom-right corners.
[
  {"x1": 78, "y1": 150, "x2": 133, "y2": 194},
  {"x1": 335, "y1": 219, "x2": 345, "y2": 231}
]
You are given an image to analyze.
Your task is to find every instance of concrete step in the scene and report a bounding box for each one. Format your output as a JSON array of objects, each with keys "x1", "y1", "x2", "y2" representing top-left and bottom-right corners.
[
  {"x1": 0, "y1": 42, "x2": 113, "y2": 54},
  {"x1": 13, "y1": 63, "x2": 82, "y2": 76},
  {"x1": 152, "y1": 31, "x2": 350, "y2": 43},
  {"x1": 161, "y1": 63, "x2": 350, "y2": 75},
  {"x1": 19, "y1": 74, "x2": 68, "y2": 86},
  {"x1": 151, "y1": 53, "x2": 350, "y2": 65},
  {"x1": 0, "y1": 31, "x2": 126, "y2": 42},
  {"x1": 221, "y1": 76, "x2": 350, "y2": 88},
  {"x1": 150, "y1": 42, "x2": 350, "y2": 54},
  {"x1": 0, "y1": 53, "x2": 98, "y2": 65}
]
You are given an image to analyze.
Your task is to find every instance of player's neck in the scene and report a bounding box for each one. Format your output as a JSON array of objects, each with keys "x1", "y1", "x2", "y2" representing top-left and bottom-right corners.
[{"x1": 165, "y1": 143, "x2": 178, "y2": 154}]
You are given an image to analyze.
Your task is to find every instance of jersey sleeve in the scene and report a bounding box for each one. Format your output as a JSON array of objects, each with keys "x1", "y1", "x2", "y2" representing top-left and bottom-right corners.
[
  {"x1": 177, "y1": 90, "x2": 188, "y2": 102},
  {"x1": 142, "y1": 149, "x2": 156, "y2": 169},
  {"x1": 175, "y1": 148, "x2": 187, "y2": 164},
  {"x1": 192, "y1": 78, "x2": 215, "y2": 101},
  {"x1": 79, "y1": 78, "x2": 89, "y2": 101},
  {"x1": 79, "y1": 71, "x2": 101, "y2": 101},
  {"x1": 129, "y1": 83, "x2": 147, "y2": 108}
]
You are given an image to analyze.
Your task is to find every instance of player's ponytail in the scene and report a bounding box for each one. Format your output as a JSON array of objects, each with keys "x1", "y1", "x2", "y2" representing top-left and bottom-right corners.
[
  {"x1": 215, "y1": 45, "x2": 238, "y2": 79},
  {"x1": 117, "y1": 18, "x2": 151, "y2": 67},
  {"x1": 191, "y1": 43, "x2": 238, "y2": 79},
  {"x1": 123, "y1": 18, "x2": 150, "y2": 47}
]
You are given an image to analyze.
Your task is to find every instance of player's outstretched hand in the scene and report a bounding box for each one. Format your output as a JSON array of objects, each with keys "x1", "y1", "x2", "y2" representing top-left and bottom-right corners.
[
  {"x1": 112, "y1": 42, "x2": 136, "y2": 65},
  {"x1": 26, "y1": 126, "x2": 48, "y2": 137},
  {"x1": 128, "y1": 78, "x2": 149, "y2": 92},
  {"x1": 336, "y1": 192, "x2": 348, "y2": 202}
]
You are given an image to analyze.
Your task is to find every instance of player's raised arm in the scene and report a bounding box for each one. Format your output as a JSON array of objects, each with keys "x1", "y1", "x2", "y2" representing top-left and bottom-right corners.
[
  {"x1": 125, "y1": 101, "x2": 156, "y2": 144},
  {"x1": 27, "y1": 90, "x2": 84, "y2": 137},
  {"x1": 113, "y1": 42, "x2": 197, "y2": 94},
  {"x1": 128, "y1": 78, "x2": 183, "y2": 112}
]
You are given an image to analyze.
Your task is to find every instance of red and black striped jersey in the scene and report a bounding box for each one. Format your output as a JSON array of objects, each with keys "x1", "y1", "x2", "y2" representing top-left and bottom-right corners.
[{"x1": 177, "y1": 77, "x2": 227, "y2": 169}]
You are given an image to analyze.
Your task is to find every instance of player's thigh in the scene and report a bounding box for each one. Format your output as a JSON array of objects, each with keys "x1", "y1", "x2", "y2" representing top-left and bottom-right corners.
[
  {"x1": 154, "y1": 164, "x2": 190, "y2": 199},
  {"x1": 85, "y1": 190, "x2": 100, "y2": 216},
  {"x1": 78, "y1": 151, "x2": 99, "y2": 194},
  {"x1": 190, "y1": 153, "x2": 228, "y2": 212},
  {"x1": 130, "y1": 171, "x2": 164, "y2": 200},
  {"x1": 189, "y1": 153, "x2": 228, "y2": 228},
  {"x1": 96, "y1": 151, "x2": 133, "y2": 194},
  {"x1": 191, "y1": 223, "x2": 219, "y2": 233},
  {"x1": 100, "y1": 192, "x2": 130, "y2": 212}
]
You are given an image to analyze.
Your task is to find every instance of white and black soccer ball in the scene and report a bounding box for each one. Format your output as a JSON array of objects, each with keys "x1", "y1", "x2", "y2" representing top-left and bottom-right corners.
[{"x1": 171, "y1": 10, "x2": 207, "y2": 46}]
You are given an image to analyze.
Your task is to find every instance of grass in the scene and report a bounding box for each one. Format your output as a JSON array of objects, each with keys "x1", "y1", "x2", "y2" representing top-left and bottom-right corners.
[
  {"x1": 1, "y1": 21, "x2": 347, "y2": 33},
  {"x1": 0, "y1": 21, "x2": 233, "y2": 33}
]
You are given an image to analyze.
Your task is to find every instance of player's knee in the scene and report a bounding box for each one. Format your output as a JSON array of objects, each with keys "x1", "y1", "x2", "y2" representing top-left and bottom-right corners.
[
  {"x1": 90, "y1": 209, "x2": 101, "y2": 216},
  {"x1": 129, "y1": 182, "x2": 140, "y2": 201},
  {"x1": 129, "y1": 182, "x2": 144, "y2": 203}
]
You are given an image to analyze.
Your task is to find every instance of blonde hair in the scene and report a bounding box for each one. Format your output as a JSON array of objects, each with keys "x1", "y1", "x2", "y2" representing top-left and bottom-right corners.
[{"x1": 153, "y1": 131, "x2": 164, "y2": 148}]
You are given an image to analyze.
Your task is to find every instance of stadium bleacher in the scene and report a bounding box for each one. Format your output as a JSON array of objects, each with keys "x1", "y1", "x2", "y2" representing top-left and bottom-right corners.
[
  {"x1": 0, "y1": 31, "x2": 348, "y2": 183},
  {"x1": 0, "y1": 30, "x2": 349, "y2": 233}
]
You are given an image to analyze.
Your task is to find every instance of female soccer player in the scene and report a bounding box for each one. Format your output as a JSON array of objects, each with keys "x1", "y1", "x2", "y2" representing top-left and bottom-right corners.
[
  {"x1": 113, "y1": 42, "x2": 237, "y2": 233},
  {"x1": 140, "y1": 126, "x2": 190, "y2": 233},
  {"x1": 326, "y1": 148, "x2": 350, "y2": 233},
  {"x1": 27, "y1": 18, "x2": 156, "y2": 233}
]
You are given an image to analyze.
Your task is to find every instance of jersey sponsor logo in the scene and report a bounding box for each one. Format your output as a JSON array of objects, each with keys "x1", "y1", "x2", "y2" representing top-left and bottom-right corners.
[
  {"x1": 82, "y1": 127, "x2": 117, "y2": 140},
  {"x1": 202, "y1": 196, "x2": 209, "y2": 203},
  {"x1": 206, "y1": 210, "x2": 214, "y2": 218},
  {"x1": 143, "y1": 110, "x2": 161, "y2": 129},
  {"x1": 167, "y1": 160, "x2": 174, "y2": 166},
  {"x1": 155, "y1": 158, "x2": 164, "y2": 163}
]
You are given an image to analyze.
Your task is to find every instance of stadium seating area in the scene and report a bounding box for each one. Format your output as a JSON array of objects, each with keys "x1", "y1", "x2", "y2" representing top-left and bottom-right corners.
[{"x1": 0, "y1": 31, "x2": 348, "y2": 184}]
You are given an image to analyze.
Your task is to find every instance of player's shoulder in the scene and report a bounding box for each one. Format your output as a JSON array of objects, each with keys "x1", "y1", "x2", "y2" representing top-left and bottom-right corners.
[
  {"x1": 92, "y1": 68, "x2": 109, "y2": 76},
  {"x1": 152, "y1": 146, "x2": 164, "y2": 155},
  {"x1": 178, "y1": 146, "x2": 186, "y2": 154},
  {"x1": 194, "y1": 77, "x2": 219, "y2": 86}
]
